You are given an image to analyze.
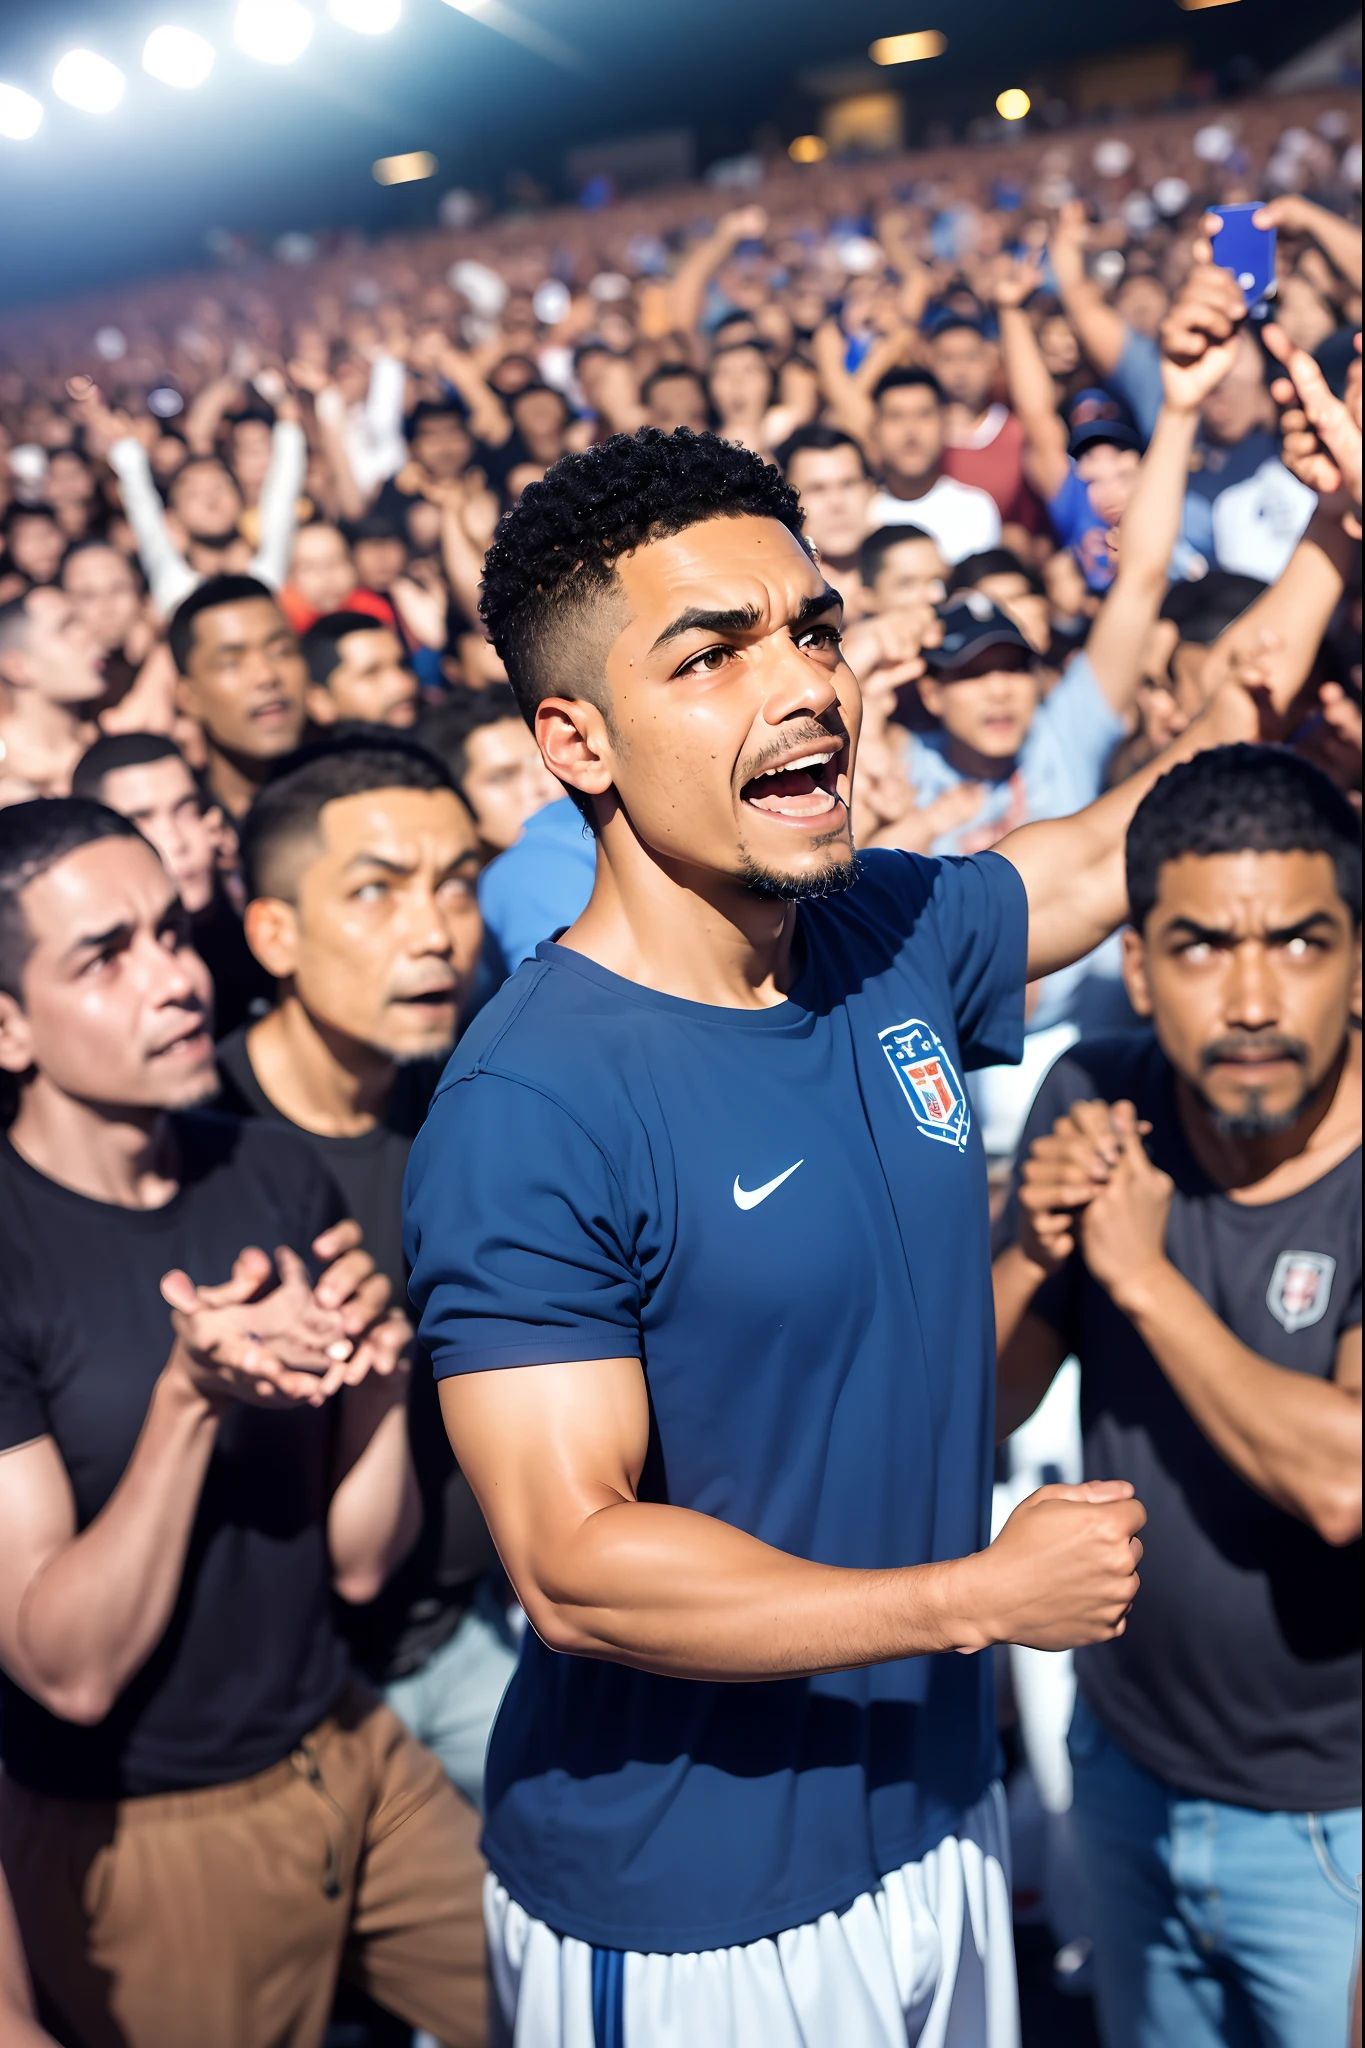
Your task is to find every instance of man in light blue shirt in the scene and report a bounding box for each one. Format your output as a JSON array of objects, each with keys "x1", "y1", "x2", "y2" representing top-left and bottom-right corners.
[{"x1": 478, "y1": 792, "x2": 595, "y2": 970}]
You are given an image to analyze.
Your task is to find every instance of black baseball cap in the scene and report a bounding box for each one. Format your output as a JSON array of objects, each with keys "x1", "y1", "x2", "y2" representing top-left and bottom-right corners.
[
  {"x1": 1065, "y1": 385, "x2": 1141, "y2": 459},
  {"x1": 923, "y1": 595, "x2": 1032, "y2": 674},
  {"x1": 1069, "y1": 416, "x2": 1142, "y2": 458}
]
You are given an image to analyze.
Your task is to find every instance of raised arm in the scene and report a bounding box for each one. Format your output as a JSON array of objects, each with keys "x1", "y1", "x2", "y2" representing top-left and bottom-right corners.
[
  {"x1": 1256, "y1": 194, "x2": 1364, "y2": 295},
  {"x1": 440, "y1": 1352, "x2": 1147, "y2": 1674},
  {"x1": 1049, "y1": 200, "x2": 1127, "y2": 379},
  {"x1": 994, "y1": 253, "x2": 1069, "y2": 500},
  {"x1": 431, "y1": 337, "x2": 511, "y2": 449},
  {"x1": 183, "y1": 373, "x2": 240, "y2": 458},
  {"x1": 1001, "y1": 246, "x2": 1359, "y2": 978},
  {"x1": 667, "y1": 205, "x2": 768, "y2": 340},
  {"x1": 102, "y1": 429, "x2": 197, "y2": 615},
  {"x1": 251, "y1": 412, "x2": 309, "y2": 590},
  {"x1": 1081, "y1": 291, "x2": 1244, "y2": 716}
]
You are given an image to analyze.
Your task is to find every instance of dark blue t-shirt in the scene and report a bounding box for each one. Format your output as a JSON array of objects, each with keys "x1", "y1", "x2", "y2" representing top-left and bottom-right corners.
[{"x1": 404, "y1": 849, "x2": 1027, "y2": 1951}]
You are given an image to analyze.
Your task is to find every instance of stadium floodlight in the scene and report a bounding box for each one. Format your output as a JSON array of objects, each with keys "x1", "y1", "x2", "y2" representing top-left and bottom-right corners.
[
  {"x1": 788, "y1": 136, "x2": 828, "y2": 164},
  {"x1": 996, "y1": 88, "x2": 1031, "y2": 121},
  {"x1": 0, "y1": 83, "x2": 43, "y2": 140},
  {"x1": 331, "y1": 0, "x2": 402, "y2": 31},
  {"x1": 235, "y1": 0, "x2": 314, "y2": 65},
  {"x1": 52, "y1": 50, "x2": 126, "y2": 114},
  {"x1": 142, "y1": 26, "x2": 216, "y2": 89},
  {"x1": 870, "y1": 31, "x2": 947, "y2": 65},
  {"x1": 373, "y1": 150, "x2": 437, "y2": 184}
]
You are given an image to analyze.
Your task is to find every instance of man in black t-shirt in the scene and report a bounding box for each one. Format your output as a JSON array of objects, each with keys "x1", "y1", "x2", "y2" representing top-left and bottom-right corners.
[
  {"x1": 219, "y1": 733, "x2": 517, "y2": 1805},
  {"x1": 0, "y1": 798, "x2": 486, "y2": 2048},
  {"x1": 995, "y1": 747, "x2": 1361, "y2": 2048},
  {"x1": 71, "y1": 730, "x2": 274, "y2": 1033}
]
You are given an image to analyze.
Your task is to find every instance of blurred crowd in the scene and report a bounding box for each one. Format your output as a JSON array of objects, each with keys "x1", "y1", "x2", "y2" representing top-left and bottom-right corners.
[{"x1": 0, "y1": 77, "x2": 1360, "y2": 2048}]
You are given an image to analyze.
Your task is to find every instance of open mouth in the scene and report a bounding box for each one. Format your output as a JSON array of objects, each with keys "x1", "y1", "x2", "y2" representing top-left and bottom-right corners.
[
  {"x1": 392, "y1": 987, "x2": 456, "y2": 1010},
  {"x1": 150, "y1": 1022, "x2": 211, "y2": 1060},
  {"x1": 740, "y1": 747, "x2": 844, "y2": 824}
]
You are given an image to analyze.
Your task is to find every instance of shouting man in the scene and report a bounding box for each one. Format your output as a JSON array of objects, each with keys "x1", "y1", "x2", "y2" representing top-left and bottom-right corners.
[{"x1": 401, "y1": 424, "x2": 1295, "y2": 2045}]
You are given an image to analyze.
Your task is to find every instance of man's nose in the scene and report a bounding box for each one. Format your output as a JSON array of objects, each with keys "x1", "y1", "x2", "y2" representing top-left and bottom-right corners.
[
  {"x1": 760, "y1": 636, "x2": 841, "y2": 728},
  {"x1": 1225, "y1": 941, "x2": 1278, "y2": 1026},
  {"x1": 402, "y1": 885, "x2": 456, "y2": 954}
]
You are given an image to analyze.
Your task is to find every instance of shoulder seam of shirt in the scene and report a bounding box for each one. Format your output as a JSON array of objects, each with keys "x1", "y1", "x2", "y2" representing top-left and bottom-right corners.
[
  {"x1": 433, "y1": 1064, "x2": 638, "y2": 1215},
  {"x1": 436, "y1": 961, "x2": 549, "y2": 1087}
]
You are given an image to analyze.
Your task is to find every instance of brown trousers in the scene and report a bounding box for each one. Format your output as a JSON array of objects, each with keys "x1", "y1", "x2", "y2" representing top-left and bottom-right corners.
[{"x1": 0, "y1": 1687, "x2": 487, "y2": 2048}]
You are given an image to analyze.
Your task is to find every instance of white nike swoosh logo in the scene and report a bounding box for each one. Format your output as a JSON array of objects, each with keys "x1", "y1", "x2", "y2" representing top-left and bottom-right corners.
[{"x1": 733, "y1": 1161, "x2": 804, "y2": 1210}]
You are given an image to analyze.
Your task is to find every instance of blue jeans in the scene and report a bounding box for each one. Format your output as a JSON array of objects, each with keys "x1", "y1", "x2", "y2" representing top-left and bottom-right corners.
[
  {"x1": 1068, "y1": 1693, "x2": 1361, "y2": 2048},
  {"x1": 383, "y1": 1583, "x2": 519, "y2": 1811}
]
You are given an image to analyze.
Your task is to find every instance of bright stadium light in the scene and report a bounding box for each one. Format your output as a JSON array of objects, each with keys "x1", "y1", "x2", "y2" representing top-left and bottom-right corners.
[
  {"x1": 788, "y1": 135, "x2": 828, "y2": 164},
  {"x1": 235, "y1": 0, "x2": 314, "y2": 65},
  {"x1": 0, "y1": 83, "x2": 43, "y2": 140},
  {"x1": 142, "y1": 26, "x2": 216, "y2": 89},
  {"x1": 373, "y1": 150, "x2": 437, "y2": 184},
  {"x1": 996, "y1": 88, "x2": 1031, "y2": 121},
  {"x1": 331, "y1": 0, "x2": 402, "y2": 31},
  {"x1": 870, "y1": 30, "x2": 947, "y2": 65},
  {"x1": 52, "y1": 50, "x2": 126, "y2": 114}
]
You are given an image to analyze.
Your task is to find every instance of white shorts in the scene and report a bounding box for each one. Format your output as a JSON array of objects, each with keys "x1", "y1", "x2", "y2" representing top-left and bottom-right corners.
[{"x1": 485, "y1": 1780, "x2": 1019, "y2": 2048}]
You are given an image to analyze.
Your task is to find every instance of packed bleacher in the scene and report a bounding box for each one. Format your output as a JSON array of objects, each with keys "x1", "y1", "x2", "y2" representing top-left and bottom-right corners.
[{"x1": 0, "y1": 77, "x2": 1360, "y2": 2048}]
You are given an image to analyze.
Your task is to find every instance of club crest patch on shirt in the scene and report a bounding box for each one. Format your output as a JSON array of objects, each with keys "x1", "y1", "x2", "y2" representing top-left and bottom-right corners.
[
  {"x1": 1266, "y1": 1250, "x2": 1336, "y2": 1333},
  {"x1": 879, "y1": 1018, "x2": 970, "y2": 1152}
]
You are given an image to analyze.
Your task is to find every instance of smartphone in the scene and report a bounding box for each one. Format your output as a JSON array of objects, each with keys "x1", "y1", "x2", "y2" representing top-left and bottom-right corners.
[{"x1": 1211, "y1": 203, "x2": 1276, "y2": 310}]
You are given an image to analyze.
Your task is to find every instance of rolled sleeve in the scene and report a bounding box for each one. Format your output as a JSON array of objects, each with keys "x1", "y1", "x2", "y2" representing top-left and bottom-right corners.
[{"x1": 404, "y1": 1072, "x2": 642, "y2": 1378}]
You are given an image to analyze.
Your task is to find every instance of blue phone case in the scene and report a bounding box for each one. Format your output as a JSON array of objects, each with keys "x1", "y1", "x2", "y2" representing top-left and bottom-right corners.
[{"x1": 1211, "y1": 203, "x2": 1276, "y2": 309}]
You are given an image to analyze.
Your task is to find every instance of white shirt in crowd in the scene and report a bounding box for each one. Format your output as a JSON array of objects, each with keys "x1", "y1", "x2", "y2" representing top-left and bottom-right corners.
[
  {"x1": 109, "y1": 422, "x2": 308, "y2": 616},
  {"x1": 314, "y1": 352, "x2": 409, "y2": 502},
  {"x1": 866, "y1": 473, "x2": 1002, "y2": 565}
]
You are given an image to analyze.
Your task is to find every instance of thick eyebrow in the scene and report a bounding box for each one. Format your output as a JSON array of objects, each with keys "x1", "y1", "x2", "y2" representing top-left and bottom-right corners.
[
  {"x1": 342, "y1": 853, "x2": 417, "y2": 878},
  {"x1": 1163, "y1": 911, "x2": 1342, "y2": 947},
  {"x1": 63, "y1": 919, "x2": 133, "y2": 962},
  {"x1": 649, "y1": 586, "x2": 842, "y2": 653}
]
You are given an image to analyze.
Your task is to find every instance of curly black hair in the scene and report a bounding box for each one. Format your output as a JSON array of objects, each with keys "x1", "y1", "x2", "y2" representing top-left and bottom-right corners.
[
  {"x1": 1126, "y1": 744, "x2": 1361, "y2": 931},
  {"x1": 478, "y1": 428, "x2": 805, "y2": 731}
]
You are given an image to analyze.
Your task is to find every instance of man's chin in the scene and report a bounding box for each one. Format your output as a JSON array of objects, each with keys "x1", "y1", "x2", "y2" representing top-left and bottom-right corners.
[
  {"x1": 150, "y1": 1060, "x2": 221, "y2": 1111},
  {"x1": 736, "y1": 847, "x2": 860, "y2": 904}
]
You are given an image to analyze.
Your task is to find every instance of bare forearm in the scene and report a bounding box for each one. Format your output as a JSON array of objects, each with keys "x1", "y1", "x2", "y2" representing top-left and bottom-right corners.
[
  {"x1": 440, "y1": 504, "x2": 486, "y2": 623},
  {"x1": 1083, "y1": 403, "x2": 1198, "y2": 710},
  {"x1": 1110, "y1": 1261, "x2": 1362, "y2": 1542},
  {"x1": 1206, "y1": 511, "x2": 1355, "y2": 702},
  {"x1": 16, "y1": 1361, "x2": 219, "y2": 1722},
  {"x1": 1004, "y1": 671, "x2": 1294, "y2": 978},
  {"x1": 519, "y1": 1496, "x2": 984, "y2": 1678},
  {"x1": 328, "y1": 1377, "x2": 419, "y2": 1603},
  {"x1": 1055, "y1": 274, "x2": 1126, "y2": 379},
  {"x1": 999, "y1": 306, "x2": 1063, "y2": 437},
  {"x1": 438, "y1": 348, "x2": 508, "y2": 446}
]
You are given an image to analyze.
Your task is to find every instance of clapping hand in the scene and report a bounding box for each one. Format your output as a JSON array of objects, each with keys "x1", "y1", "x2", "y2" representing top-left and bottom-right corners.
[{"x1": 161, "y1": 1219, "x2": 407, "y2": 1410}]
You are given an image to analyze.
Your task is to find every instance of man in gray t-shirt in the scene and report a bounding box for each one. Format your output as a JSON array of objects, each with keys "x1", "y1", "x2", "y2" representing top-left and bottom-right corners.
[{"x1": 994, "y1": 746, "x2": 1362, "y2": 2048}]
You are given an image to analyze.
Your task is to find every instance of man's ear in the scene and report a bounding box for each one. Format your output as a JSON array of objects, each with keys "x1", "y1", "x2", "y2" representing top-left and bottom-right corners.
[
  {"x1": 534, "y1": 696, "x2": 615, "y2": 806},
  {"x1": 0, "y1": 649, "x2": 32, "y2": 694},
  {"x1": 1120, "y1": 925, "x2": 1154, "y2": 1018},
  {"x1": 305, "y1": 684, "x2": 338, "y2": 727},
  {"x1": 174, "y1": 670, "x2": 199, "y2": 722},
  {"x1": 242, "y1": 897, "x2": 299, "y2": 980},
  {"x1": 0, "y1": 988, "x2": 36, "y2": 1077}
]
